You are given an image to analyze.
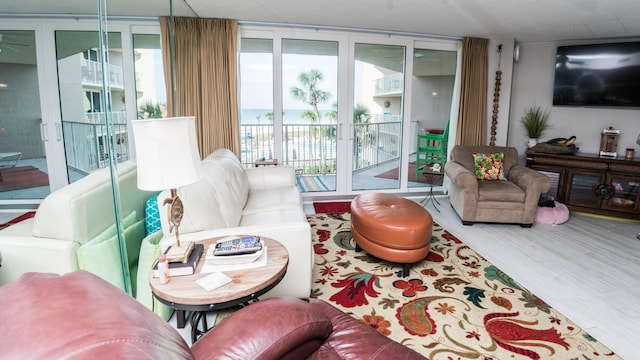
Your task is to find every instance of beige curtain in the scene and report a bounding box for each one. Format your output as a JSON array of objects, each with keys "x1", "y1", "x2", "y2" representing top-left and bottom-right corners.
[
  {"x1": 160, "y1": 17, "x2": 240, "y2": 158},
  {"x1": 456, "y1": 37, "x2": 488, "y2": 146}
]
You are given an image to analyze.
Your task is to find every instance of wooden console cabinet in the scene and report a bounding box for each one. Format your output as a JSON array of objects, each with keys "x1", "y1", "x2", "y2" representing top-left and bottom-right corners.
[{"x1": 526, "y1": 151, "x2": 640, "y2": 219}]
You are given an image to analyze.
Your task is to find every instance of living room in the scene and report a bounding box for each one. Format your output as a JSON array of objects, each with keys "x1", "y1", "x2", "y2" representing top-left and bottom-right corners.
[{"x1": 1, "y1": 1, "x2": 639, "y2": 359}]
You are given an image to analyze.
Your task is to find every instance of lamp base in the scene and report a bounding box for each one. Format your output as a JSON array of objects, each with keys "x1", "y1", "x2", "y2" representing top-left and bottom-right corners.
[{"x1": 166, "y1": 241, "x2": 195, "y2": 263}]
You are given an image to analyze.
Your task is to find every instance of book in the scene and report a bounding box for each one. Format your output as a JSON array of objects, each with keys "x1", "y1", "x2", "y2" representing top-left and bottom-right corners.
[{"x1": 153, "y1": 243, "x2": 204, "y2": 278}]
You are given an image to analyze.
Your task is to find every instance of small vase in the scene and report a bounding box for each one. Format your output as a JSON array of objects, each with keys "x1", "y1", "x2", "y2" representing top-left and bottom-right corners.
[{"x1": 526, "y1": 138, "x2": 538, "y2": 148}]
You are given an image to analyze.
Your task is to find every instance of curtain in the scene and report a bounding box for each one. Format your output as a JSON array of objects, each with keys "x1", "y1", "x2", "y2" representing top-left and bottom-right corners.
[
  {"x1": 456, "y1": 37, "x2": 488, "y2": 146},
  {"x1": 160, "y1": 17, "x2": 240, "y2": 158}
]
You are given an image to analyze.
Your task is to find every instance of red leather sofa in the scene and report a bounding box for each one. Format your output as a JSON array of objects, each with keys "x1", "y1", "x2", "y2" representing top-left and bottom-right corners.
[{"x1": 0, "y1": 271, "x2": 425, "y2": 359}]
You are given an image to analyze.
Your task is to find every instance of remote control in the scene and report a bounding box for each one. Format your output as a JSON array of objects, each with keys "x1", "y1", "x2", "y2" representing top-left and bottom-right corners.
[{"x1": 213, "y1": 235, "x2": 262, "y2": 256}]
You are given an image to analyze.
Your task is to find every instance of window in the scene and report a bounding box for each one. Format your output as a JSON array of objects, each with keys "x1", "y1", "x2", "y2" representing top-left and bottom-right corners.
[{"x1": 238, "y1": 27, "x2": 459, "y2": 197}]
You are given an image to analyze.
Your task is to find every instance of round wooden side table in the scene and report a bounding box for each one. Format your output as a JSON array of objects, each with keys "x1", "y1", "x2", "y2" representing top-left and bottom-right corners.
[{"x1": 150, "y1": 236, "x2": 289, "y2": 342}]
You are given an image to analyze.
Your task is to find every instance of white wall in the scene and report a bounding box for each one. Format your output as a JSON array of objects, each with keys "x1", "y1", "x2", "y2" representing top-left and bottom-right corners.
[{"x1": 508, "y1": 41, "x2": 640, "y2": 157}]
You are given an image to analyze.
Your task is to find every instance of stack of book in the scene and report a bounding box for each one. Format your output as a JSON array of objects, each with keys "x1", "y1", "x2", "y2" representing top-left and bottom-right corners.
[{"x1": 152, "y1": 243, "x2": 204, "y2": 277}]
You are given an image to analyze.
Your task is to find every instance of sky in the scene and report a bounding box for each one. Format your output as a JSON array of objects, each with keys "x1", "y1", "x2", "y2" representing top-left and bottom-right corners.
[{"x1": 240, "y1": 52, "x2": 365, "y2": 111}]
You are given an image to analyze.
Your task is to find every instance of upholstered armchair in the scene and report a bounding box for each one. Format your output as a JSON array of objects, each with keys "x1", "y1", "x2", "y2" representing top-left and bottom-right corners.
[{"x1": 445, "y1": 145, "x2": 551, "y2": 227}]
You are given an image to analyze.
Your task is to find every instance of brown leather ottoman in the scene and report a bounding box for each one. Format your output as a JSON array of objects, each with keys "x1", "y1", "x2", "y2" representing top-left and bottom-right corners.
[{"x1": 350, "y1": 193, "x2": 432, "y2": 277}]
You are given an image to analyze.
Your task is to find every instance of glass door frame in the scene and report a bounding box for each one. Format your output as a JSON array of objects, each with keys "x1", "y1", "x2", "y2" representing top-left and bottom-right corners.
[
  {"x1": 0, "y1": 19, "x2": 66, "y2": 205},
  {"x1": 241, "y1": 28, "x2": 350, "y2": 194},
  {"x1": 343, "y1": 34, "x2": 459, "y2": 196},
  {"x1": 344, "y1": 34, "x2": 412, "y2": 194},
  {"x1": 239, "y1": 25, "x2": 460, "y2": 200},
  {"x1": 0, "y1": 17, "x2": 160, "y2": 207}
]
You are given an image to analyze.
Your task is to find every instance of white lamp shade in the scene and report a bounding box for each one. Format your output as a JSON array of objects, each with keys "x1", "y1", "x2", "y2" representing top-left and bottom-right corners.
[{"x1": 132, "y1": 116, "x2": 203, "y2": 191}]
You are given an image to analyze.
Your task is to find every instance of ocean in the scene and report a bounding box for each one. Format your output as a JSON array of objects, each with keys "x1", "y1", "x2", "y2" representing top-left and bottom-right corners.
[{"x1": 241, "y1": 108, "x2": 335, "y2": 125}]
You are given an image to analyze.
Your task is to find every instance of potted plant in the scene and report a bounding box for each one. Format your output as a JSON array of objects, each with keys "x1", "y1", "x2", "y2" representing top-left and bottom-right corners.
[{"x1": 520, "y1": 106, "x2": 550, "y2": 148}]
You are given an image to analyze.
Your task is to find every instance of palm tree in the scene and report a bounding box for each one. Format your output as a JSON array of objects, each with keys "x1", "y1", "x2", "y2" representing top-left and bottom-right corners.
[
  {"x1": 290, "y1": 69, "x2": 331, "y2": 172},
  {"x1": 290, "y1": 69, "x2": 331, "y2": 123},
  {"x1": 352, "y1": 104, "x2": 373, "y2": 168},
  {"x1": 137, "y1": 100, "x2": 163, "y2": 119},
  {"x1": 353, "y1": 103, "x2": 370, "y2": 124},
  {"x1": 323, "y1": 102, "x2": 338, "y2": 149}
]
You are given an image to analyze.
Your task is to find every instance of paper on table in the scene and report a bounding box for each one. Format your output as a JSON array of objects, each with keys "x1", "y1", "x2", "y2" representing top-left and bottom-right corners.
[
  {"x1": 196, "y1": 272, "x2": 232, "y2": 291},
  {"x1": 200, "y1": 247, "x2": 268, "y2": 274}
]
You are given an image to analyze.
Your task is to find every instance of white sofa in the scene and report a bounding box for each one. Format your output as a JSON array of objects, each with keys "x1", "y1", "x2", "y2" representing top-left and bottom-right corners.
[
  {"x1": 0, "y1": 148, "x2": 312, "y2": 301},
  {"x1": 0, "y1": 161, "x2": 153, "y2": 285},
  {"x1": 156, "y1": 148, "x2": 313, "y2": 299}
]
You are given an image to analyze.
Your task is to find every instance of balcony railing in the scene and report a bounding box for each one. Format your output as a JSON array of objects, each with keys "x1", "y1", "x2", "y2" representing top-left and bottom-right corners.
[
  {"x1": 62, "y1": 112, "x2": 129, "y2": 174},
  {"x1": 60, "y1": 117, "x2": 400, "y2": 178},
  {"x1": 240, "y1": 120, "x2": 401, "y2": 174},
  {"x1": 81, "y1": 58, "x2": 124, "y2": 89},
  {"x1": 374, "y1": 73, "x2": 403, "y2": 95}
]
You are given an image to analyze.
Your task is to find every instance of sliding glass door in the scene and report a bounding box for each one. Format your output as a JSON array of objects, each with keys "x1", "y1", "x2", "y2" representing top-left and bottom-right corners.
[
  {"x1": 238, "y1": 27, "x2": 459, "y2": 198},
  {"x1": 351, "y1": 43, "x2": 405, "y2": 191},
  {"x1": 407, "y1": 47, "x2": 457, "y2": 189},
  {"x1": 239, "y1": 38, "x2": 275, "y2": 166},
  {"x1": 0, "y1": 30, "x2": 50, "y2": 200},
  {"x1": 282, "y1": 38, "x2": 338, "y2": 193},
  {"x1": 56, "y1": 30, "x2": 128, "y2": 183}
]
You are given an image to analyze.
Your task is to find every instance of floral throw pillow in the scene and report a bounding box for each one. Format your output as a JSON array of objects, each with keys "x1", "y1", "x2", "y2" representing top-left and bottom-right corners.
[{"x1": 472, "y1": 152, "x2": 507, "y2": 181}]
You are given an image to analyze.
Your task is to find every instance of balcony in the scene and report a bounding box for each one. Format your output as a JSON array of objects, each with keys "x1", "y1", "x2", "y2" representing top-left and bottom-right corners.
[
  {"x1": 81, "y1": 59, "x2": 124, "y2": 89},
  {"x1": 62, "y1": 111, "x2": 129, "y2": 174},
  {"x1": 374, "y1": 73, "x2": 403, "y2": 96},
  {"x1": 240, "y1": 121, "x2": 403, "y2": 191},
  {"x1": 59, "y1": 117, "x2": 404, "y2": 189}
]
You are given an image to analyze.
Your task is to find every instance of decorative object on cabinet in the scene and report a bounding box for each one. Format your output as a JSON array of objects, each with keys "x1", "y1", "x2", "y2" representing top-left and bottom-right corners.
[
  {"x1": 520, "y1": 105, "x2": 550, "y2": 148},
  {"x1": 529, "y1": 135, "x2": 578, "y2": 154},
  {"x1": 526, "y1": 151, "x2": 640, "y2": 219},
  {"x1": 599, "y1": 126, "x2": 620, "y2": 157}
]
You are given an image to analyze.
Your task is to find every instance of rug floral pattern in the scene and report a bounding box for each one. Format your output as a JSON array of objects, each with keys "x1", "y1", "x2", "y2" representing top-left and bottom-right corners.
[{"x1": 308, "y1": 213, "x2": 619, "y2": 360}]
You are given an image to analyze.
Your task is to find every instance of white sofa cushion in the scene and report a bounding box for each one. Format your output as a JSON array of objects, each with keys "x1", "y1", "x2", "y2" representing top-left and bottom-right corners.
[
  {"x1": 239, "y1": 209, "x2": 307, "y2": 227},
  {"x1": 158, "y1": 176, "x2": 228, "y2": 236},
  {"x1": 244, "y1": 166, "x2": 296, "y2": 190},
  {"x1": 243, "y1": 187, "x2": 303, "y2": 215},
  {"x1": 32, "y1": 162, "x2": 142, "y2": 243},
  {"x1": 203, "y1": 149, "x2": 249, "y2": 227}
]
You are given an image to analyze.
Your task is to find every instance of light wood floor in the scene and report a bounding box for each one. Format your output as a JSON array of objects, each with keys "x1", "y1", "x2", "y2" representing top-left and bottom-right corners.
[{"x1": 407, "y1": 196, "x2": 639, "y2": 360}]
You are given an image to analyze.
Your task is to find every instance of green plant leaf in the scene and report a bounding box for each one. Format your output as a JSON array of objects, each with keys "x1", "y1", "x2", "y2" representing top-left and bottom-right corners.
[{"x1": 520, "y1": 105, "x2": 550, "y2": 138}]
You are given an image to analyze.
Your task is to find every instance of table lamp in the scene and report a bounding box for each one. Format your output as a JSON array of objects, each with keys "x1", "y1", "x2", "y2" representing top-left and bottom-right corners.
[{"x1": 132, "y1": 116, "x2": 203, "y2": 263}]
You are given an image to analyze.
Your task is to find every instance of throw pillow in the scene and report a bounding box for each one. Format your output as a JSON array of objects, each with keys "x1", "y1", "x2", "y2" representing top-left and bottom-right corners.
[
  {"x1": 144, "y1": 192, "x2": 162, "y2": 235},
  {"x1": 76, "y1": 211, "x2": 141, "y2": 292},
  {"x1": 136, "y1": 230, "x2": 174, "y2": 320},
  {"x1": 472, "y1": 152, "x2": 507, "y2": 181}
]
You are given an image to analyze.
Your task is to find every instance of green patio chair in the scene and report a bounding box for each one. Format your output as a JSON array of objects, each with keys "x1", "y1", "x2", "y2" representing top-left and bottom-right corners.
[{"x1": 415, "y1": 121, "x2": 449, "y2": 181}]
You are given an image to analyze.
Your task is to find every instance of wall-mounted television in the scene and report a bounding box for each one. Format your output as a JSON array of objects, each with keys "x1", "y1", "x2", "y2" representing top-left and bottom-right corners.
[{"x1": 553, "y1": 41, "x2": 640, "y2": 107}]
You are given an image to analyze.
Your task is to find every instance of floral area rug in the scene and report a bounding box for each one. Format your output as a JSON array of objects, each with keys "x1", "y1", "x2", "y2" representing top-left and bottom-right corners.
[
  {"x1": 313, "y1": 201, "x2": 352, "y2": 214},
  {"x1": 0, "y1": 211, "x2": 35, "y2": 230},
  {"x1": 308, "y1": 213, "x2": 619, "y2": 360}
]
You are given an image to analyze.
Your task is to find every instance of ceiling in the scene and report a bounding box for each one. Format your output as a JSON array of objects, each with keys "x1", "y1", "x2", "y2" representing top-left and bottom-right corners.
[{"x1": 1, "y1": 0, "x2": 640, "y2": 43}]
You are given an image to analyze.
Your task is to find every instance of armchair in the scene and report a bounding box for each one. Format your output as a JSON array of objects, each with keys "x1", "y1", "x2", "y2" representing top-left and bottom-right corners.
[{"x1": 445, "y1": 145, "x2": 551, "y2": 227}]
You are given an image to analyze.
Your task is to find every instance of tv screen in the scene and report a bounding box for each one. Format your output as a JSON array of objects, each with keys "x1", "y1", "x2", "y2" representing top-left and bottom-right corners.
[{"x1": 553, "y1": 41, "x2": 640, "y2": 107}]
